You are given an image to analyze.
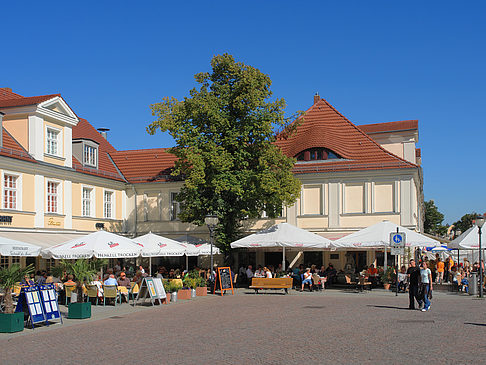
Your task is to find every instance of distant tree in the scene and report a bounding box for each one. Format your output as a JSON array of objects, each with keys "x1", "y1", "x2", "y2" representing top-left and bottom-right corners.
[
  {"x1": 148, "y1": 54, "x2": 301, "y2": 254},
  {"x1": 424, "y1": 200, "x2": 447, "y2": 236},
  {"x1": 452, "y1": 212, "x2": 482, "y2": 234}
]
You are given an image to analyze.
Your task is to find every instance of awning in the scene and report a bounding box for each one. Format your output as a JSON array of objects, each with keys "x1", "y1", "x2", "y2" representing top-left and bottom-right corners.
[{"x1": 0, "y1": 231, "x2": 89, "y2": 249}]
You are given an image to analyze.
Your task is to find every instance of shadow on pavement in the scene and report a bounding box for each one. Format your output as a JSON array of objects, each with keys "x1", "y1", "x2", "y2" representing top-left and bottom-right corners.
[
  {"x1": 464, "y1": 322, "x2": 486, "y2": 327},
  {"x1": 367, "y1": 305, "x2": 410, "y2": 310}
]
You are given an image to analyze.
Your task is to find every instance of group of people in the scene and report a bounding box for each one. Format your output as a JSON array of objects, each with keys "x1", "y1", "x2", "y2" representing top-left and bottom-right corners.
[{"x1": 240, "y1": 263, "x2": 338, "y2": 291}]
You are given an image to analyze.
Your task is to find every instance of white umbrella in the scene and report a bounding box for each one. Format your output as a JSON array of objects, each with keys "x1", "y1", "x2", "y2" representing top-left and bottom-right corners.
[
  {"x1": 333, "y1": 220, "x2": 441, "y2": 248},
  {"x1": 230, "y1": 223, "x2": 332, "y2": 270},
  {"x1": 195, "y1": 243, "x2": 221, "y2": 255},
  {"x1": 135, "y1": 232, "x2": 186, "y2": 276},
  {"x1": 448, "y1": 225, "x2": 486, "y2": 249},
  {"x1": 41, "y1": 230, "x2": 142, "y2": 259},
  {"x1": 136, "y1": 233, "x2": 186, "y2": 257},
  {"x1": 0, "y1": 236, "x2": 41, "y2": 257},
  {"x1": 230, "y1": 223, "x2": 332, "y2": 248}
]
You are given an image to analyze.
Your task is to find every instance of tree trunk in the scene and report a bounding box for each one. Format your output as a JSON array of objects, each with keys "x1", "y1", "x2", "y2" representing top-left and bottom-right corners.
[
  {"x1": 4, "y1": 290, "x2": 14, "y2": 314},
  {"x1": 76, "y1": 284, "x2": 84, "y2": 303}
]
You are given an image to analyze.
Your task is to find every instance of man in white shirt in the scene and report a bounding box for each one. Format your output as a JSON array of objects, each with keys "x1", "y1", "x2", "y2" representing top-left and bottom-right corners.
[{"x1": 246, "y1": 265, "x2": 254, "y2": 286}]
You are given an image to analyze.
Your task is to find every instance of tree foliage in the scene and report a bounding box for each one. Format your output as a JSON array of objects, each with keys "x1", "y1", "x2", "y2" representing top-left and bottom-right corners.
[
  {"x1": 0, "y1": 264, "x2": 34, "y2": 313},
  {"x1": 452, "y1": 212, "x2": 482, "y2": 234},
  {"x1": 148, "y1": 54, "x2": 301, "y2": 253},
  {"x1": 424, "y1": 200, "x2": 447, "y2": 236}
]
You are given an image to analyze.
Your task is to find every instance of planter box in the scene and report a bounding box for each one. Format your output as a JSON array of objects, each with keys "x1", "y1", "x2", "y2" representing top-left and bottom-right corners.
[
  {"x1": 196, "y1": 287, "x2": 208, "y2": 296},
  {"x1": 177, "y1": 289, "x2": 191, "y2": 300},
  {"x1": 383, "y1": 283, "x2": 391, "y2": 290},
  {"x1": 0, "y1": 312, "x2": 24, "y2": 333},
  {"x1": 164, "y1": 292, "x2": 171, "y2": 304},
  {"x1": 68, "y1": 302, "x2": 91, "y2": 319}
]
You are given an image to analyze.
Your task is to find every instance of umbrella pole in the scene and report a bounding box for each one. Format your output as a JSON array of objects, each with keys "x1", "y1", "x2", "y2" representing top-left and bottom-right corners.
[
  {"x1": 186, "y1": 255, "x2": 188, "y2": 271},
  {"x1": 384, "y1": 247, "x2": 388, "y2": 272},
  {"x1": 149, "y1": 257, "x2": 152, "y2": 276},
  {"x1": 282, "y1": 247, "x2": 286, "y2": 271}
]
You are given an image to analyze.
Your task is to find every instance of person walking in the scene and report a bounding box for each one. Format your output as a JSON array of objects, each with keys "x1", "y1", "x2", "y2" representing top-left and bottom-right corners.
[
  {"x1": 436, "y1": 258, "x2": 444, "y2": 284},
  {"x1": 420, "y1": 261, "x2": 433, "y2": 312},
  {"x1": 407, "y1": 259, "x2": 420, "y2": 310}
]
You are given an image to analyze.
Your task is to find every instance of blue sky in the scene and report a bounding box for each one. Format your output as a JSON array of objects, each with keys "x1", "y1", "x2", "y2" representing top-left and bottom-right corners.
[{"x1": 2, "y1": 1, "x2": 485, "y2": 224}]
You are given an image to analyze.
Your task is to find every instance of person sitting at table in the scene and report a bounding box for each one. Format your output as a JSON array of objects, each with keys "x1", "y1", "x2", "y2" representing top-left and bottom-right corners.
[
  {"x1": 397, "y1": 266, "x2": 408, "y2": 292},
  {"x1": 367, "y1": 264, "x2": 378, "y2": 277},
  {"x1": 37, "y1": 271, "x2": 48, "y2": 285},
  {"x1": 104, "y1": 274, "x2": 118, "y2": 286},
  {"x1": 324, "y1": 264, "x2": 337, "y2": 287},
  {"x1": 254, "y1": 266, "x2": 265, "y2": 278},
  {"x1": 264, "y1": 267, "x2": 272, "y2": 278},
  {"x1": 21, "y1": 274, "x2": 35, "y2": 287},
  {"x1": 117, "y1": 272, "x2": 131, "y2": 302},
  {"x1": 132, "y1": 270, "x2": 144, "y2": 287},
  {"x1": 156, "y1": 267, "x2": 165, "y2": 279},
  {"x1": 301, "y1": 268, "x2": 313, "y2": 292},
  {"x1": 65, "y1": 275, "x2": 76, "y2": 286}
]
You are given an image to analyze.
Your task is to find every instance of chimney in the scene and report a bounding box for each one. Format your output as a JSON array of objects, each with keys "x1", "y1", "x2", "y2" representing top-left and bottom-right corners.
[
  {"x1": 314, "y1": 92, "x2": 320, "y2": 104},
  {"x1": 0, "y1": 111, "x2": 4, "y2": 148},
  {"x1": 97, "y1": 128, "x2": 110, "y2": 140}
]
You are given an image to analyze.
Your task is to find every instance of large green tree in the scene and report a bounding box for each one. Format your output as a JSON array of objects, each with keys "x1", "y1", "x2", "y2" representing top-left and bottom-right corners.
[
  {"x1": 452, "y1": 212, "x2": 481, "y2": 234},
  {"x1": 424, "y1": 200, "x2": 447, "y2": 236},
  {"x1": 148, "y1": 54, "x2": 301, "y2": 254}
]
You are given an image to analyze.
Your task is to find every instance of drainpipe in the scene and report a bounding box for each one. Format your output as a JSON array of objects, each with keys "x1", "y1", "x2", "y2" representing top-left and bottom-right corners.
[
  {"x1": 132, "y1": 184, "x2": 137, "y2": 237},
  {"x1": 0, "y1": 111, "x2": 4, "y2": 148}
]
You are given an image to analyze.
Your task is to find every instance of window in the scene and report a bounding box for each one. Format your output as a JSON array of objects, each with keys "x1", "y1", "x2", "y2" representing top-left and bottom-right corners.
[
  {"x1": 84, "y1": 145, "x2": 97, "y2": 167},
  {"x1": 82, "y1": 187, "x2": 93, "y2": 216},
  {"x1": 0, "y1": 256, "x2": 8, "y2": 269},
  {"x1": 46, "y1": 128, "x2": 59, "y2": 155},
  {"x1": 3, "y1": 174, "x2": 18, "y2": 209},
  {"x1": 295, "y1": 148, "x2": 341, "y2": 161},
  {"x1": 170, "y1": 192, "x2": 180, "y2": 221},
  {"x1": 104, "y1": 191, "x2": 113, "y2": 218},
  {"x1": 47, "y1": 181, "x2": 59, "y2": 213}
]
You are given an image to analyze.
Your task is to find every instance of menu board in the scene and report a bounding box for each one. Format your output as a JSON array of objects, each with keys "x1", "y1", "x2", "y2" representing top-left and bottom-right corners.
[
  {"x1": 152, "y1": 278, "x2": 167, "y2": 299},
  {"x1": 39, "y1": 284, "x2": 61, "y2": 321},
  {"x1": 214, "y1": 267, "x2": 234, "y2": 296},
  {"x1": 16, "y1": 286, "x2": 46, "y2": 328},
  {"x1": 135, "y1": 277, "x2": 164, "y2": 306}
]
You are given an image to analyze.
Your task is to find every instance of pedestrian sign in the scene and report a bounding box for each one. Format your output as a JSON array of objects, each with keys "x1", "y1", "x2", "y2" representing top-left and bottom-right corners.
[{"x1": 390, "y1": 232, "x2": 406, "y2": 255}]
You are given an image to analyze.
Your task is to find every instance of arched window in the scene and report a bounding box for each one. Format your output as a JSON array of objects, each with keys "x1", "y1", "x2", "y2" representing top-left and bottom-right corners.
[{"x1": 295, "y1": 148, "x2": 341, "y2": 161}]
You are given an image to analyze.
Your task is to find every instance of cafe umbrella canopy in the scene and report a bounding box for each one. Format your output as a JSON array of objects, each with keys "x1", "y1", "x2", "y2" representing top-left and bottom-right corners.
[
  {"x1": 0, "y1": 236, "x2": 42, "y2": 257},
  {"x1": 332, "y1": 220, "x2": 442, "y2": 248},
  {"x1": 41, "y1": 230, "x2": 143, "y2": 259},
  {"x1": 230, "y1": 223, "x2": 333, "y2": 270},
  {"x1": 136, "y1": 232, "x2": 187, "y2": 275}
]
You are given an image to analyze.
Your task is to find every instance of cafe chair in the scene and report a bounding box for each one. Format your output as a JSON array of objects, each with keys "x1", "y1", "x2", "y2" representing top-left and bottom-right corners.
[
  {"x1": 86, "y1": 284, "x2": 99, "y2": 305},
  {"x1": 103, "y1": 285, "x2": 121, "y2": 306},
  {"x1": 64, "y1": 284, "x2": 77, "y2": 305}
]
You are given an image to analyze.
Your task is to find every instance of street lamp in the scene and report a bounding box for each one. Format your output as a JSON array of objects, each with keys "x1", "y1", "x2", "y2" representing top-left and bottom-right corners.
[
  {"x1": 476, "y1": 216, "x2": 485, "y2": 298},
  {"x1": 205, "y1": 214, "x2": 219, "y2": 281},
  {"x1": 455, "y1": 230, "x2": 462, "y2": 265}
]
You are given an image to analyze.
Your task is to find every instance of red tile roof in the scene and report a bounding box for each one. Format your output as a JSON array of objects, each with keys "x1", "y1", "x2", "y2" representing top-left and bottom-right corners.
[
  {"x1": 72, "y1": 118, "x2": 124, "y2": 181},
  {"x1": 0, "y1": 128, "x2": 35, "y2": 162},
  {"x1": 0, "y1": 94, "x2": 60, "y2": 108},
  {"x1": 358, "y1": 120, "x2": 418, "y2": 134},
  {"x1": 0, "y1": 88, "x2": 23, "y2": 100},
  {"x1": 110, "y1": 148, "x2": 178, "y2": 183},
  {"x1": 275, "y1": 98, "x2": 417, "y2": 174}
]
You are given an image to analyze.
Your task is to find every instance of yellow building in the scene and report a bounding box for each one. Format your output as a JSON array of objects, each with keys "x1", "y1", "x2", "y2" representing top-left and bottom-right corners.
[{"x1": 0, "y1": 88, "x2": 423, "y2": 273}]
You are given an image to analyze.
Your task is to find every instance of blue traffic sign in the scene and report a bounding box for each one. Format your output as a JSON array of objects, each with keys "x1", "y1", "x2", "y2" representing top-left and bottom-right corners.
[{"x1": 392, "y1": 234, "x2": 402, "y2": 244}]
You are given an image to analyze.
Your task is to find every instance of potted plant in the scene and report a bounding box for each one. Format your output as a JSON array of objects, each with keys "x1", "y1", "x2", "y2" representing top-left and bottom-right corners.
[
  {"x1": 58, "y1": 259, "x2": 97, "y2": 319},
  {"x1": 170, "y1": 280, "x2": 182, "y2": 302},
  {"x1": 195, "y1": 276, "x2": 208, "y2": 296},
  {"x1": 380, "y1": 266, "x2": 395, "y2": 290},
  {"x1": 178, "y1": 279, "x2": 192, "y2": 300},
  {"x1": 0, "y1": 264, "x2": 34, "y2": 333},
  {"x1": 162, "y1": 280, "x2": 171, "y2": 304},
  {"x1": 183, "y1": 277, "x2": 197, "y2": 298}
]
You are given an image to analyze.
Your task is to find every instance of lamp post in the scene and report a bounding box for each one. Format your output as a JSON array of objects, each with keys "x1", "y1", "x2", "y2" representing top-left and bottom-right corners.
[
  {"x1": 205, "y1": 214, "x2": 219, "y2": 282},
  {"x1": 455, "y1": 229, "x2": 461, "y2": 265},
  {"x1": 476, "y1": 216, "x2": 485, "y2": 298}
]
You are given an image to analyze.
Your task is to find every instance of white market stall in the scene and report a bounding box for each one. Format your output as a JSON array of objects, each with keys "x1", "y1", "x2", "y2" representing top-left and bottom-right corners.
[
  {"x1": 447, "y1": 225, "x2": 485, "y2": 264},
  {"x1": 136, "y1": 232, "x2": 187, "y2": 275},
  {"x1": 174, "y1": 235, "x2": 221, "y2": 270},
  {"x1": 0, "y1": 236, "x2": 42, "y2": 257},
  {"x1": 230, "y1": 223, "x2": 332, "y2": 270}
]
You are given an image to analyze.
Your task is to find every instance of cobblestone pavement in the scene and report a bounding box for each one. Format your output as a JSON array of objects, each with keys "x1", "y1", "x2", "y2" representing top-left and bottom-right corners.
[{"x1": 1, "y1": 289, "x2": 485, "y2": 364}]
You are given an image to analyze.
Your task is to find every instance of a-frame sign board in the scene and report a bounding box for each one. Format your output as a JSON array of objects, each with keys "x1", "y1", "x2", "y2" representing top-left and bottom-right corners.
[
  {"x1": 15, "y1": 284, "x2": 61, "y2": 329},
  {"x1": 213, "y1": 267, "x2": 234, "y2": 296},
  {"x1": 134, "y1": 277, "x2": 164, "y2": 306},
  {"x1": 39, "y1": 284, "x2": 62, "y2": 324}
]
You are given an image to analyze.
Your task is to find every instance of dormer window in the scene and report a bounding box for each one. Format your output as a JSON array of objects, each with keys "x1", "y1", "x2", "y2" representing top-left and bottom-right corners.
[
  {"x1": 72, "y1": 139, "x2": 99, "y2": 169},
  {"x1": 296, "y1": 148, "x2": 342, "y2": 162},
  {"x1": 84, "y1": 145, "x2": 97, "y2": 167}
]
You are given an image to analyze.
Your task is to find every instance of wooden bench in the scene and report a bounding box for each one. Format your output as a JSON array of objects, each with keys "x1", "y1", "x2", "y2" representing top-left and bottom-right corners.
[{"x1": 249, "y1": 278, "x2": 293, "y2": 294}]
